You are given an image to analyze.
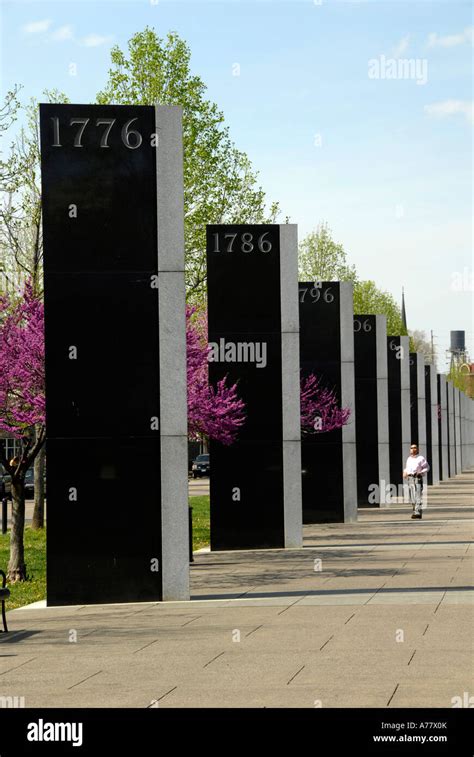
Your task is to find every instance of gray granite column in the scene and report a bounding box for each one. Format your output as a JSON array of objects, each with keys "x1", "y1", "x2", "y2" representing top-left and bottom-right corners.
[
  {"x1": 376, "y1": 316, "x2": 391, "y2": 501},
  {"x1": 156, "y1": 106, "x2": 190, "y2": 600},
  {"x1": 454, "y1": 388, "x2": 462, "y2": 475},
  {"x1": 340, "y1": 283, "x2": 358, "y2": 522},
  {"x1": 280, "y1": 225, "x2": 303, "y2": 547},
  {"x1": 446, "y1": 380, "x2": 455, "y2": 477},
  {"x1": 410, "y1": 353, "x2": 427, "y2": 453},
  {"x1": 425, "y1": 365, "x2": 439, "y2": 485},
  {"x1": 437, "y1": 374, "x2": 449, "y2": 481}
]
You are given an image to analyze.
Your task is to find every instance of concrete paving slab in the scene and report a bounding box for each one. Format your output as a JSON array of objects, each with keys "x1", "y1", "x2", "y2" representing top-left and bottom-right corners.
[
  {"x1": 405, "y1": 649, "x2": 473, "y2": 670},
  {"x1": 297, "y1": 593, "x2": 372, "y2": 606},
  {"x1": 366, "y1": 591, "x2": 445, "y2": 605},
  {"x1": 390, "y1": 681, "x2": 473, "y2": 708},
  {"x1": 158, "y1": 683, "x2": 396, "y2": 708},
  {"x1": 440, "y1": 591, "x2": 474, "y2": 604},
  {"x1": 2, "y1": 469, "x2": 472, "y2": 708}
]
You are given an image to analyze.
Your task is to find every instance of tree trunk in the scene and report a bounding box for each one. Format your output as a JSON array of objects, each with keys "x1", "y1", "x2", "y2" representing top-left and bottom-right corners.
[
  {"x1": 32, "y1": 441, "x2": 45, "y2": 529},
  {"x1": 8, "y1": 478, "x2": 27, "y2": 582}
]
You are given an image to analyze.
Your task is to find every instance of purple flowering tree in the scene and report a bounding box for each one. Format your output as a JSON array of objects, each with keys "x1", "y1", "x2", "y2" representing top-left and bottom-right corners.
[
  {"x1": 186, "y1": 305, "x2": 246, "y2": 444},
  {"x1": 300, "y1": 374, "x2": 351, "y2": 434},
  {"x1": 189, "y1": 307, "x2": 350, "y2": 440},
  {"x1": 0, "y1": 282, "x2": 45, "y2": 581}
]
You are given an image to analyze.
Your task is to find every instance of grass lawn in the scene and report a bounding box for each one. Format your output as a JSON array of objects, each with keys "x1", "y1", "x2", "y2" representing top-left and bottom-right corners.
[
  {"x1": 0, "y1": 495, "x2": 210, "y2": 611},
  {"x1": 0, "y1": 527, "x2": 46, "y2": 611},
  {"x1": 189, "y1": 495, "x2": 210, "y2": 551}
]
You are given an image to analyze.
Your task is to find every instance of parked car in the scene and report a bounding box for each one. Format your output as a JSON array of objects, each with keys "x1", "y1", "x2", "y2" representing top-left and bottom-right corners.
[
  {"x1": 191, "y1": 454, "x2": 210, "y2": 478},
  {"x1": 23, "y1": 468, "x2": 47, "y2": 500},
  {"x1": 24, "y1": 468, "x2": 34, "y2": 499}
]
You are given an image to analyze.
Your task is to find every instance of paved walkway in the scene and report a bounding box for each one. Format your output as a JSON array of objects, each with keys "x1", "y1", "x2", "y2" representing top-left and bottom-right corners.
[
  {"x1": 2, "y1": 472, "x2": 473, "y2": 708},
  {"x1": 188, "y1": 476, "x2": 210, "y2": 497}
]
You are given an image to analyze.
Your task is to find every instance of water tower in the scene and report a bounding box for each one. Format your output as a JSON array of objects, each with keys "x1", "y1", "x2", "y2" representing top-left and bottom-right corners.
[{"x1": 449, "y1": 330, "x2": 467, "y2": 369}]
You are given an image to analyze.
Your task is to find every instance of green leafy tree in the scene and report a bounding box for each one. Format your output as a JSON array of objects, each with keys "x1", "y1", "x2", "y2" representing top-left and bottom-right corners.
[
  {"x1": 97, "y1": 28, "x2": 279, "y2": 300},
  {"x1": 1, "y1": 100, "x2": 42, "y2": 297},
  {"x1": 409, "y1": 329, "x2": 436, "y2": 365},
  {"x1": 353, "y1": 280, "x2": 407, "y2": 337},
  {"x1": 299, "y1": 222, "x2": 406, "y2": 336},
  {"x1": 0, "y1": 86, "x2": 22, "y2": 288},
  {"x1": 0, "y1": 85, "x2": 22, "y2": 194},
  {"x1": 298, "y1": 222, "x2": 357, "y2": 282},
  {"x1": 448, "y1": 362, "x2": 472, "y2": 393},
  {"x1": 0, "y1": 90, "x2": 69, "y2": 297},
  {"x1": 0, "y1": 90, "x2": 68, "y2": 529}
]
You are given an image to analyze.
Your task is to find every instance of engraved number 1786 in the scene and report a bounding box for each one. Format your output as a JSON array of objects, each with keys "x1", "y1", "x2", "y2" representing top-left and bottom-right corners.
[{"x1": 212, "y1": 232, "x2": 272, "y2": 254}]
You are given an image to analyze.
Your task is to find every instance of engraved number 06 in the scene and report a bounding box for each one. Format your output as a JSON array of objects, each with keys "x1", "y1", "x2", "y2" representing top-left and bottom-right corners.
[{"x1": 354, "y1": 318, "x2": 372, "y2": 332}]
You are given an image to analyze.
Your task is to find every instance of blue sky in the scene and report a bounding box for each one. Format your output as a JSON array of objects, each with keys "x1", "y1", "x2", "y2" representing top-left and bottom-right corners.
[{"x1": 1, "y1": 0, "x2": 472, "y2": 367}]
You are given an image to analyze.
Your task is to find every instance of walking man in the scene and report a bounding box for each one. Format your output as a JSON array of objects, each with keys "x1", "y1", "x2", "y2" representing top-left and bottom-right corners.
[{"x1": 403, "y1": 444, "x2": 430, "y2": 519}]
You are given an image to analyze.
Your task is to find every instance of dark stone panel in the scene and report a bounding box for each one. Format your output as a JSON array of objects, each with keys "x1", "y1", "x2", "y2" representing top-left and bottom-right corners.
[
  {"x1": 209, "y1": 440, "x2": 284, "y2": 550},
  {"x1": 40, "y1": 104, "x2": 158, "y2": 273},
  {"x1": 410, "y1": 354, "x2": 419, "y2": 446},
  {"x1": 299, "y1": 282, "x2": 341, "y2": 365},
  {"x1": 301, "y1": 433, "x2": 344, "y2": 522},
  {"x1": 437, "y1": 375, "x2": 443, "y2": 480},
  {"x1": 425, "y1": 366, "x2": 433, "y2": 485},
  {"x1": 207, "y1": 225, "x2": 284, "y2": 550},
  {"x1": 207, "y1": 225, "x2": 281, "y2": 335},
  {"x1": 46, "y1": 437, "x2": 162, "y2": 605},
  {"x1": 446, "y1": 381, "x2": 451, "y2": 477},
  {"x1": 40, "y1": 104, "x2": 162, "y2": 605},
  {"x1": 387, "y1": 337, "x2": 403, "y2": 487},
  {"x1": 353, "y1": 316, "x2": 377, "y2": 378},
  {"x1": 44, "y1": 272, "x2": 160, "y2": 439},
  {"x1": 299, "y1": 281, "x2": 345, "y2": 522},
  {"x1": 447, "y1": 382, "x2": 454, "y2": 477},
  {"x1": 354, "y1": 315, "x2": 378, "y2": 506},
  {"x1": 207, "y1": 331, "x2": 282, "y2": 443}
]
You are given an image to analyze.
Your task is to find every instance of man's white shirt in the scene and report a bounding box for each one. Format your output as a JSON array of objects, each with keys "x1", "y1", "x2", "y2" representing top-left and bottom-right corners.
[{"x1": 405, "y1": 454, "x2": 430, "y2": 476}]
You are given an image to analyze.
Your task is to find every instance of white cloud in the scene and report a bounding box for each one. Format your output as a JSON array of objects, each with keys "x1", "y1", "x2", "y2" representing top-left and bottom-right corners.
[
  {"x1": 22, "y1": 19, "x2": 52, "y2": 35},
  {"x1": 424, "y1": 100, "x2": 474, "y2": 124},
  {"x1": 81, "y1": 33, "x2": 112, "y2": 48},
  {"x1": 51, "y1": 25, "x2": 73, "y2": 42},
  {"x1": 428, "y1": 27, "x2": 473, "y2": 48},
  {"x1": 392, "y1": 34, "x2": 410, "y2": 58}
]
